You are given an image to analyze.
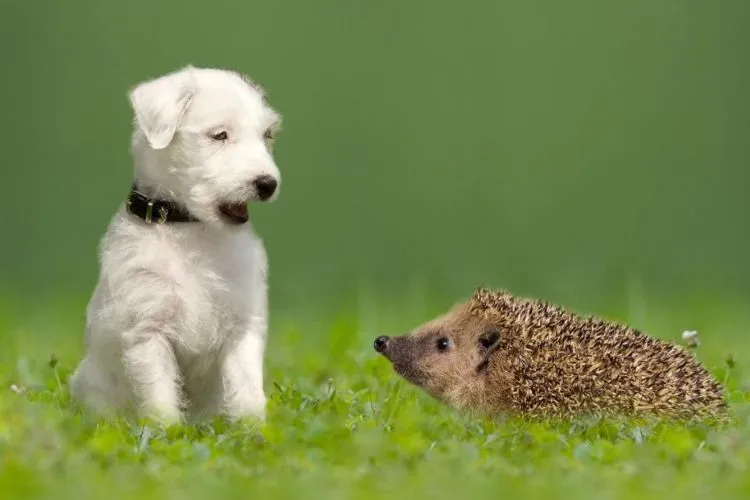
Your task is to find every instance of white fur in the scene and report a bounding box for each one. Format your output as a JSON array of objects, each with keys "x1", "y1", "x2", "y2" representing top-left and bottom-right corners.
[{"x1": 69, "y1": 66, "x2": 282, "y2": 424}]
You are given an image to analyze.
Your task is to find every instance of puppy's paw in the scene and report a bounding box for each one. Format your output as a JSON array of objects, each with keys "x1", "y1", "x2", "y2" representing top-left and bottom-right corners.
[
  {"x1": 136, "y1": 401, "x2": 184, "y2": 427},
  {"x1": 222, "y1": 391, "x2": 267, "y2": 423}
]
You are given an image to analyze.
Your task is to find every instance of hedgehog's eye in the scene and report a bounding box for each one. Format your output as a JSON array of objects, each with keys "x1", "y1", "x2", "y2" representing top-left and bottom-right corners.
[{"x1": 436, "y1": 337, "x2": 452, "y2": 352}]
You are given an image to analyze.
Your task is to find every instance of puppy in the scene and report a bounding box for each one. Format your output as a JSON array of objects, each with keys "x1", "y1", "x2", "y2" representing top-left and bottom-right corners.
[{"x1": 69, "y1": 65, "x2": 282, "y2": 424}]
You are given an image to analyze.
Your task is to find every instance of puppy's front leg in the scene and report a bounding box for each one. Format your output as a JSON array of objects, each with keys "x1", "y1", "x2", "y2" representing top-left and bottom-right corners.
[
  {"x1": 220, "y1": 266, "x2": 268, "y2": 421},
  {"x1": 220, "y1": 329, "x2": 267, "y2": 421},
  {"x1": 122, "y1": 325, "x2": 183, "y2": 425}
]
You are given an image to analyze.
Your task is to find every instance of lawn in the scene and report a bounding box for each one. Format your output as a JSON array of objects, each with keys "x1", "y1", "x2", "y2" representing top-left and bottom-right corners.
[{"x1": 0, "y1": 292, "x2": 748, "y2": 499}]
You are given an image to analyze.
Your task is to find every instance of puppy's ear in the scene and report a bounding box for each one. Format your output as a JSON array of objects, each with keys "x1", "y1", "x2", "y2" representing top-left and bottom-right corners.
[{"x1": 128, "y1": 66, "x2": 196, "y2": 150}]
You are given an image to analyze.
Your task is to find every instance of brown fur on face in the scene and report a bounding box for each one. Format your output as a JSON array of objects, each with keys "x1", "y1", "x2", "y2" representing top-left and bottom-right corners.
[{"x1": 374, "y1": 287, "x2": 728, "y2": 421}]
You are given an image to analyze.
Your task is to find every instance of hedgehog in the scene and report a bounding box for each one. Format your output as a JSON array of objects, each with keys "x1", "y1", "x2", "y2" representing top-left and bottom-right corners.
[{"x1": 373, "y1": 287, "x2": 727, "y2": 421}]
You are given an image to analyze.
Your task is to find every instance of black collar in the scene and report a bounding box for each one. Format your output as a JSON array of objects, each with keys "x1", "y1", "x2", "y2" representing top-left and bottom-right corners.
[{"x1": 125, "y1": 184, "x2": 200, "y2": 224}]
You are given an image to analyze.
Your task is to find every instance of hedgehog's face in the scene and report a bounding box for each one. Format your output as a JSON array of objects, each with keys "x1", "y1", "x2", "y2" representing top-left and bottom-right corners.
[{"x1": 373, "y1": 308, "x2": 502, "y2": 408}]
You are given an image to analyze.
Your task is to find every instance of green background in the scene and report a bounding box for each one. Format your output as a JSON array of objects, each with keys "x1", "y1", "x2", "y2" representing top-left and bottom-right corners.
[
  {"x1": 1, "y1": 3, "x2": 749, "y2": 499},
  {"x1": 2, "y1": 0, "x2": 749, "y2": 314}
]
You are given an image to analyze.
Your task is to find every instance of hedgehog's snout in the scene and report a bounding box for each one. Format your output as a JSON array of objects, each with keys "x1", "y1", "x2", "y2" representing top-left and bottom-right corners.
[
  {"x1": 374, "y1": 336, "x2": 390, "y2": 355},
  {"x1": 374, "y1": 335, "x2": 430, "y2": 388}
]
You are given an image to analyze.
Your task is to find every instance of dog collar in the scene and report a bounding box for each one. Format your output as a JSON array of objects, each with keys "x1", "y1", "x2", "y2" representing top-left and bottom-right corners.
[{"x1": 125, "y1": 184, "x2": 200, "y2": 224}]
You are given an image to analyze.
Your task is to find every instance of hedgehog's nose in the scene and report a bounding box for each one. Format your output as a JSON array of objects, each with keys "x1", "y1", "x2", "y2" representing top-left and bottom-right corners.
[{"x1": 374, "y1": 336, "x2": 390, "y2": 353}]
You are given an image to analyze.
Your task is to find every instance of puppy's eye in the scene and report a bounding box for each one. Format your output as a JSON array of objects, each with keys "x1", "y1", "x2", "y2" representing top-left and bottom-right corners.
[
  {"x1": 436, "y1": 337, "x2": 452, "y2": 352},
  {"x1": 263, "y1": 128, "x2": 274, "y2": 140},
  {"x1": 210, "y1": 131, "x2": 229, "y2": 141}
]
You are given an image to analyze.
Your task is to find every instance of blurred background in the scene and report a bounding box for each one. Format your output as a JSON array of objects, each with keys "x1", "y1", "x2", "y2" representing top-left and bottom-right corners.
[{"x1": 1, "y1": 0, "x2": 749, "y2": 322}]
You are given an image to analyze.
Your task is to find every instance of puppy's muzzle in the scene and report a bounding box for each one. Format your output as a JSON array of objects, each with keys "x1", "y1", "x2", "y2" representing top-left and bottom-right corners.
[{"x1": 253, "y1": 175, "x2": 278, "y2": 201}]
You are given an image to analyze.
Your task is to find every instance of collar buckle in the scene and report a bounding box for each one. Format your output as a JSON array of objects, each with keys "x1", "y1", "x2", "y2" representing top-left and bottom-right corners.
[
  {"x1": 145, "y1": 200, "x2": 154, "y2": 224},
  {"x1": 157, "y1": 206, "x2": 168, "y2": 224},
  {"x1": 126, "y1": 183, "x2": 198, "y2": 224}
]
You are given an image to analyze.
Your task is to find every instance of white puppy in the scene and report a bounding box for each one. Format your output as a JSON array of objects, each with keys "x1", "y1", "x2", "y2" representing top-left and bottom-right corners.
[{"x1": 69, "y1": 65, "x2": 282, "y2": 424}]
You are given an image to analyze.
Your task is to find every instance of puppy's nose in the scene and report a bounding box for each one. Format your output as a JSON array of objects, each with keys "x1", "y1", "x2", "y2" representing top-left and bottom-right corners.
[
  {"x1": 253, "y1": 175, "x2": 277, "y2": 201},
  {"x1": 374, "y1": 336, "x2": 390, "y2": 353}
]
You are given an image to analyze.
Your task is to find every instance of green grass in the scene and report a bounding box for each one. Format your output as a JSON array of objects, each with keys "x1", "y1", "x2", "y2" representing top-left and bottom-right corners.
[{"x1": 1, "y1": 293, "x2": 749, "y2": 499}]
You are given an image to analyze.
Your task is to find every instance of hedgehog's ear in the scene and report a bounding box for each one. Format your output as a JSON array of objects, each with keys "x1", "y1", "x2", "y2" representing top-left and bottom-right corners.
[
  {"x1": 476, "y1": 328, "x2": 501, "y2": 373},
  {"x1": 479, "y1": 328, "x2": 501, "y2": 351}
]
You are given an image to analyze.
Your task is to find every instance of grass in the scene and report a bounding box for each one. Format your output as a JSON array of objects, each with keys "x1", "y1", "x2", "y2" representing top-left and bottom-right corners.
[{"x1": 0, "y1": 292, "x2": 749, "y2": 499}]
